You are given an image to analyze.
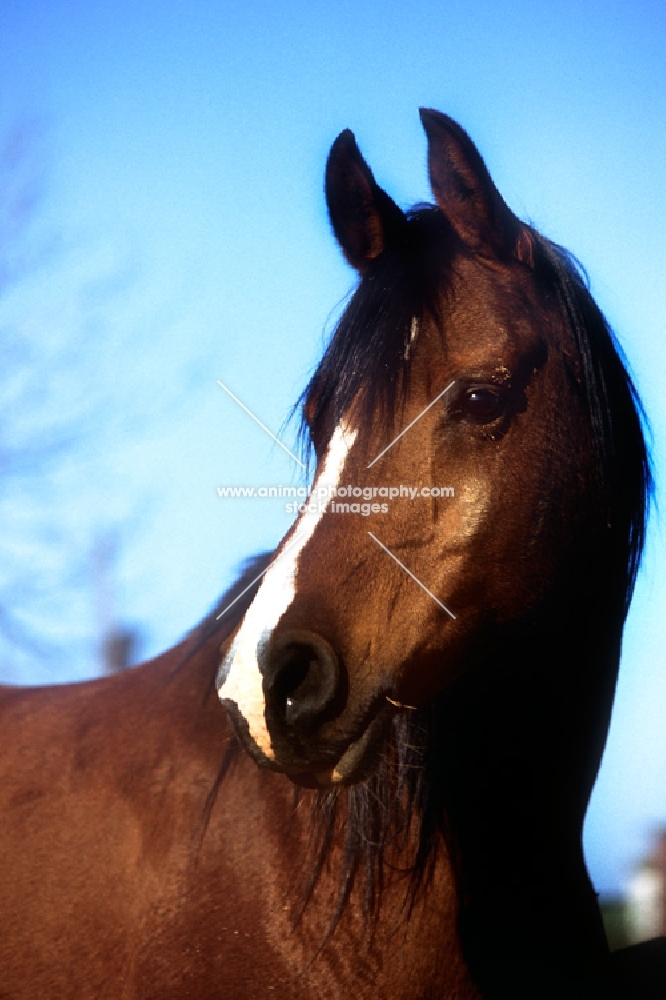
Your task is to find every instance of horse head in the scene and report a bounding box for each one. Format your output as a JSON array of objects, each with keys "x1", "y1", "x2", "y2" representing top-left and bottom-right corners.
[{"x1": 217, "y1": 111, "x2": 648, "y2": 806}]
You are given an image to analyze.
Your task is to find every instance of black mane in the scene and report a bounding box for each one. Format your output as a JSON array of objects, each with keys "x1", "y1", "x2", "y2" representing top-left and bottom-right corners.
[
  {"x1": 532, "y1": 234, "x2": 651, "y2": 610},
  {"x1": 297, "y1": 206, "x2": 456, "y2": 469}
]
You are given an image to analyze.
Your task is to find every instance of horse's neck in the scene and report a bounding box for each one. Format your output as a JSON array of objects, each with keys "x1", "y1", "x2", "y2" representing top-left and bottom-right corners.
[{"x1": 439, "y1": 616, "x2": 618, "y2": 997}]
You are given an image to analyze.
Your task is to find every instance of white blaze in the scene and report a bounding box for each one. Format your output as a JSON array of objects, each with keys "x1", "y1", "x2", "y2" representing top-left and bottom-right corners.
[{"x1": 217, "y1": 423, "x2": 357, "y2": 759}]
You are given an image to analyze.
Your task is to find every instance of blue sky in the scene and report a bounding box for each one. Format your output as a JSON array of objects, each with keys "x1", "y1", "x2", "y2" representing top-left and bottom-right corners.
[{"x1": 1, "y1": 0, "x2": 665, "y2": 895}]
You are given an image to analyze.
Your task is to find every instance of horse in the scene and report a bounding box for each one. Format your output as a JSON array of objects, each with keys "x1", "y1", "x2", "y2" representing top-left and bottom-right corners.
[{"x1": 0, "y1": 110, "x2": 652, "y2": 999}]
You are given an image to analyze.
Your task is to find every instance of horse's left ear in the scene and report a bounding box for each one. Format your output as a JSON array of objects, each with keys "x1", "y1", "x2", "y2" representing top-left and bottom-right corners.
[{"x1": 419, "y1": 108, "x2": 533, "y2": 266}]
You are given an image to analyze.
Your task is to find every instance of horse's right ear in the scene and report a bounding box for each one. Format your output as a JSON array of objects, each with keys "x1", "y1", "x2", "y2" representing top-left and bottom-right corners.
[{"x1": 325, "y1": 130, "x2": 406, "y2": 274}]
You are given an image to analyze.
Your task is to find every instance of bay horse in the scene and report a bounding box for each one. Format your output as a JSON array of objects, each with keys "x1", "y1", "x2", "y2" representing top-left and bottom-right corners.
[{"x1": 0, "y1": 111, "x2": 652, "y2": 998}]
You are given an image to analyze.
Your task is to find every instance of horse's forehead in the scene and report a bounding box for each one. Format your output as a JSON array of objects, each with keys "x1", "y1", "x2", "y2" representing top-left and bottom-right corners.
[{"x1": 440, "y1": 258, "x2": 551, "y2": 357}]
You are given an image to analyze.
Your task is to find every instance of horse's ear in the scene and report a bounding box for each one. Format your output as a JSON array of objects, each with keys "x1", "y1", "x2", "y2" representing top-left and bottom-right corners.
[
  {"x1": 325, "y1": 129, "x2": 406, "y2": 274},
  {"x1": 419, "y1": 108, "x2": 533, "y2": 266}
]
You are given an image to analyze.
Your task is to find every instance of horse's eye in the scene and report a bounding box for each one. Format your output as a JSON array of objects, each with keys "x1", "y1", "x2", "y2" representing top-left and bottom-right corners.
[{"x1": 461, "y1": 387, "x2": 505, "y2": 422}]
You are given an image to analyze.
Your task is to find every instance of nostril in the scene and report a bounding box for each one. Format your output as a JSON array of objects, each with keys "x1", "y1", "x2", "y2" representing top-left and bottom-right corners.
[
  {"x1": 263, "y1": 630, "x2": 339, "y2": 730},
  {"x1": 275, "y1": 646, "x2": 316, "y2": 725}
]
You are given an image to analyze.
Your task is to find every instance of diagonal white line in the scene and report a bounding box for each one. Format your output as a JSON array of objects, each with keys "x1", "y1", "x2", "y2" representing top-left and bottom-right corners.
[
  {"x1": 367, "y1": 532, "x2": 456, "y2": 620},
  {"x1": 216, "y1": 530, "x2": 307, "y2": 620},
  {"x1": 366, "y1": 381, "x2": 456, "y2": 469},
  {"x1": 217, "y1": 380, "x2": 306, "y2": 469}
]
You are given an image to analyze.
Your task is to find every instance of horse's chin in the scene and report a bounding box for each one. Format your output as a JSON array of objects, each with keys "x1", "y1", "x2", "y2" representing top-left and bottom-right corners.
[
  {"x1": 223, "y1": 693, "x2": 395, "y2": 787},
  {"x1": 286, "y1": 705, "x2": 393, "y2": 789}
]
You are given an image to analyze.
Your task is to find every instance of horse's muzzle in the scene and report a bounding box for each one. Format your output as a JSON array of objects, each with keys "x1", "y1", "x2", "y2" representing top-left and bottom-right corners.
[{"x1": 221, "y1": 627, "x2": 392, "y2": 783}]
